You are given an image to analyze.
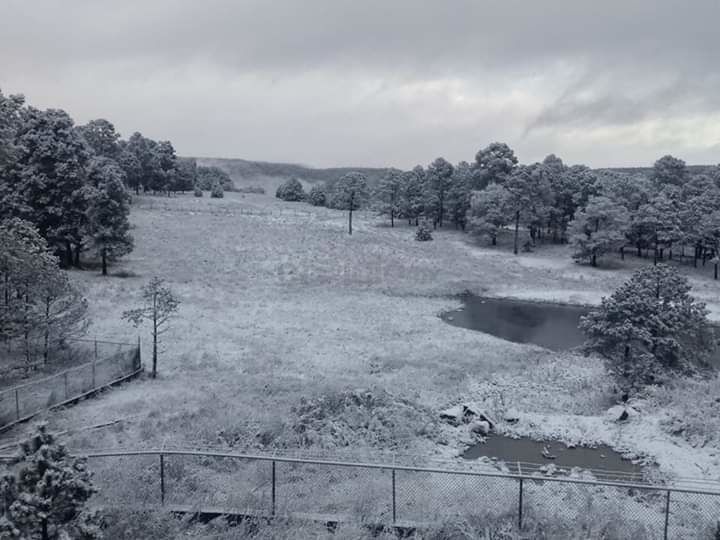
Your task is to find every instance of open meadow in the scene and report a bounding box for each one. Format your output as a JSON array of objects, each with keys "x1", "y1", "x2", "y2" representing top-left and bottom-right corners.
[{"x1": 6, "y1": 190, "x2": 720, "y2": 481}]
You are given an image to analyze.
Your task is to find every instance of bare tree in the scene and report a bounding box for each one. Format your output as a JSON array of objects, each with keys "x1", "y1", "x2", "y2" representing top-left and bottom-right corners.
[{"x1": 122, "y1": 277, "x2": 179, "y2": 378}]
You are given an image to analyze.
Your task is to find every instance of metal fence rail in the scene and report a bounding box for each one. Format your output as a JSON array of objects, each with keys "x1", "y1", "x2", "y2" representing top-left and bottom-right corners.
[
  {"x1": 0, "y1": 339, "x2": 142, "y2": 431},
  {"x1": 24, "y1": 447, "x2": 720, "y2": 539}
]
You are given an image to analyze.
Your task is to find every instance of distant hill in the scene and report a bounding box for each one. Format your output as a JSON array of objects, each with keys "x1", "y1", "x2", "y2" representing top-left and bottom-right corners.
[
  {"x1": 190, "y1": 156, "x2": 716, "y2": 192},
  {"x1": 192, "y1": 157, "x2": 389, "y2": 190}
]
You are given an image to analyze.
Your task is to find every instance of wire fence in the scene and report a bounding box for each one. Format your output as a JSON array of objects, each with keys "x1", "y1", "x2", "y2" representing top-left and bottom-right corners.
[
  {"x1": 0, "y1": 338, "x2": 141, "y2": 431},
  {"x1": 54, "y1": 448, "x2": 720, "y2": 539}
]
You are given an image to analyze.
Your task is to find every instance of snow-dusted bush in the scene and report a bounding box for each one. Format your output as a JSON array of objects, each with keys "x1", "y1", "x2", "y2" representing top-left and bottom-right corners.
[
  {"x1": 652, "y1": 376, "x2": 720, "y2": 449},
  {"x1": 307, "y1": 184, "x2": 327, "y2": 206},
  {"x1": 275, "y1": 177, "x2": 305, "y2": 201},
  {"x1": 415, "y1": 221, "x2": 433, "y2": 241},
  {"x1": 288, "y1": 388, "x2": 437, "y2": 448},
  {"x1": 210, "y1": 180, "x2": 224, "y2": 198}
]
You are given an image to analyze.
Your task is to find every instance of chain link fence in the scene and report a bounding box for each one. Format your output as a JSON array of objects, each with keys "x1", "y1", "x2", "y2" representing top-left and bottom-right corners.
[
  {"x1": 67, "y1": 448, "x2": 720, "y2": 538},
  {"x1": 0, "y1": 338, "x2": 141, "y2": 431}
]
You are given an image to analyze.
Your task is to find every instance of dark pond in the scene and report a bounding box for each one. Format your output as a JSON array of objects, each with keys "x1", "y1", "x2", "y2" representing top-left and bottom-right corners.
[
  {"x1": 463, "y1": 436, "x2": 643, "y2": 480},
  {"x1": 441, "y1": 296, "x2": 588, "y2": 351}
]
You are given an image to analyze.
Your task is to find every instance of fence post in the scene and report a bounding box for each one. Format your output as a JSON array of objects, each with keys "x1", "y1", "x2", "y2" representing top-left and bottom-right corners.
[
  {"x1": 391, "y1": 468, "x2": 397, "y2": 524},
  {"x1": 518, "y1": 478, "x2": 524, "y2": 530},
  {"x1": 271, "y1": 460, "x2": 276, "y2": 517},
  {"x1": 14, "y1": 388, "x2": 20, "y2": 420},
  {"x1": 160, "y1": 454, "x2": 165, "y2": 506},
  {"x1": 663, "y1": 490, "x2": 671, "y2": 540}
]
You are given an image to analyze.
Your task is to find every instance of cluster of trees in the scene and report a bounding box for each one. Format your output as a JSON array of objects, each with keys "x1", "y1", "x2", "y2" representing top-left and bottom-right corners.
[
  {"x1": 581, "y1": 265, "x2": 715, "y2": 391},
  {"x1": 196, "y1": 165, "x2": 233, "y2": 192},
  {"x1": 276, "y1": 174, "x2": 370, "y2": 234},
  {"x1": 1, "y1": 220, "x2": 88, "y2": 366},
  {"x1": 569, "y1": 156, "x2": 720, "y2": 270},
  {"x1": 0, "y1": 90, "x2": 138, "y2": 273},
  {"x1": 0, "y1": 89, "x2": 236, "y2": 275},
  {"x1": 276, "y1": 141, "x2": 720, "y2": 276},
  {"x1": 466, "y1": 148, "x2": 720, "y2": 270}
]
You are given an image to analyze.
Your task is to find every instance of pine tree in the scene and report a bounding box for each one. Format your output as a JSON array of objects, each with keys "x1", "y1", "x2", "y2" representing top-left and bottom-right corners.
[
  {"x1": 0, "y1": 423, "x2": 100, "y2": 539},
  {"x1": 426, "y1": 157, "x2": 454, "y2": 227},
  {"x1": 503, "y1": 163, "x2": 552, "y2": 254},
  {"x1": 569, "y1": 195, "x2": 630, "y2": 266},
  {"x1": 333, "y1": 172, "x2": 368, "y2": 235},
  {"x1": 398, "y1": 169, "x2": 424, "y2": 225},
  {"x1": 445, "y1": 161, "x2": 473, "y2": 230},
  {"x1": 122, "y1": 277, "x2": 180, "y2": 378},
  {"x1": 12, "y1": 107, "x2": 90, "y2": 267},
  {"x1": 468, "y1": 183, "x2": 510, "y2": 245},
  {"x1": 374, "y1": 168, "x2": 402, "y2": 226},
  {"x1": 78, "y1": 118, "x2": 120, "y2": 159},
  {"x1": 85, "y1": 157, "x2": 134, "y2": 276},
  {"x1": 472, "y1": 142, "x2": 518, "y2": 189},
  {"x1": 580, "y1": 265, "x2": 714, "y2": 390}
]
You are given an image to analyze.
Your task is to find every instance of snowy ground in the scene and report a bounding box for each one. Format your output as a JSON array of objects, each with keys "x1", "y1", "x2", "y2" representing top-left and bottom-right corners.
[{"x1": 3, "y1": 191, "x2": 720, "y2": 496}]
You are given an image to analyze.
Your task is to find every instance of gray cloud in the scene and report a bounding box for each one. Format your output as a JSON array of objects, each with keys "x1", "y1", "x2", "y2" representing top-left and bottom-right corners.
[{"x1": 1, "y1": 0, "x2": 719, "y2": 168}]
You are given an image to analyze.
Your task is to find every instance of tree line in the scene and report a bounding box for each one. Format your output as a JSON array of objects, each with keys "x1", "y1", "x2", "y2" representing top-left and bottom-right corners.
[
  {"x1": 276, "y1": 143, "x2": 720, "y2": 276},
  {"x1": 0, "y1": 88, "x2": 190, "y2": 367},
  {"x1": 0, "y1": 89, "x2": 236, "y2": 273}
]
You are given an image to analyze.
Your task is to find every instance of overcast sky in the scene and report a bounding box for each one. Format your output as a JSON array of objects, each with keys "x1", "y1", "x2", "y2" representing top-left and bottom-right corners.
[{"x1": 1, "y1": 0, "x2": 719, "y2": 169}]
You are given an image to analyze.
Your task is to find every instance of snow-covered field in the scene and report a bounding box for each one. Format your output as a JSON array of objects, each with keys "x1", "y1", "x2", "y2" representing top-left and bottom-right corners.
[{"x1": 5, "y1": 191, "x2": 720, "y2": 507}]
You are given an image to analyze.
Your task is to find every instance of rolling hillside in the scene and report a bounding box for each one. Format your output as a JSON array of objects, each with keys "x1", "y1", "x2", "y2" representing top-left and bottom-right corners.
[{"x1": 193, "y1": 156, "x2": 390, "y2": 190}]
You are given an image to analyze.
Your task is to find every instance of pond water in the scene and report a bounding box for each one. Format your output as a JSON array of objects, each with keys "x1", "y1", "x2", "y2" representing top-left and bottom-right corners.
[
  {"x1": 463, "y1": 436, "x2": 643, "y2": 481},
  {"x1": 441, "y1": 296, "x2": 589, "y2": 351}
]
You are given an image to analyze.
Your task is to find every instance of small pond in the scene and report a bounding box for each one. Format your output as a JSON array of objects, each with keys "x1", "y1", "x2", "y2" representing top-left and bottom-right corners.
[
  {"x1": 441, "y1": 296, "x2": 588, "y2": 351},
  {"x1": 463, "y1": 436, "x2": 643, "y2": 481}
]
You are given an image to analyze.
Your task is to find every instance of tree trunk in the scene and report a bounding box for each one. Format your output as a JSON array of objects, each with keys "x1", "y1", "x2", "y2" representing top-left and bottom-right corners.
[
  {"x1": 620, "y1": 246, "x2": 624, "y2": 260},
  {"x1": 65, "y1": 240, "x2": 73, "y2": 268},
  {"x1": 73, "y1": 243, "x2": 81, "y2": 268},
  {"x1": 101, "y1": 249, "x2": 107, "y2": 276},
  {"x1": 591, "y1": 251, "x2": 597, "y2": 267},
  {"x1": 348, "y1": 208, "x2": 353, "y2": 235},
  {"x1": 390, "y1": 210, "x2": 394, "y2": 228},
  {"x1": 715, "y1": 262, "x2": 718, "y2": 280},
  {"x1": 492, "y1": 235, "x2": 496, "y2": 246},
  {"x1": 43, "y1": 298, "x2": 50, "y2": 365},
  {"x1": 653, "y1": 239, "x2": 658, "y2": 266},
  {"x1": 513, "y1": 210, "x2": 520, "y2": 255},
  {"x1": 152, "y1": 292, "x2": 158, "y2": 378}
]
